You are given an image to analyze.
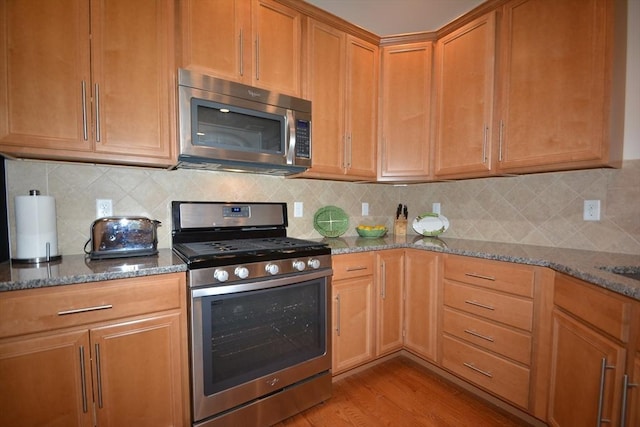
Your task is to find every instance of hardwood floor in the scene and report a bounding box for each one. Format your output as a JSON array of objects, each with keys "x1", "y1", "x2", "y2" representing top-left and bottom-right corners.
[{"x1": 275, "y1": 356, "x2": 530, "y2": 427}]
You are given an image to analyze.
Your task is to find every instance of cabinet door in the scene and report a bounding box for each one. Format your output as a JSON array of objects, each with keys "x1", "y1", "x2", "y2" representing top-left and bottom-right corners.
[
  {"x1": 379, "y1": 42, "x2": 433, "y2": 181},
  {"x1": 91, "y1": 313, "x2": 186, "y2": 427},
  {"x1": 0, "y1": 330, "x2": 93, "y2": 427},
  {"x1": 179, "y1": 0, "x2": 249, "y2": 81},
  {"x1": 252, "y1": 0, "x2": 301, "y2": 96},
  {"x1": 344, "y1": 35, "x2": 378, "y2": 179},
  {"x1": 0, "y1": 0, "x2": 91, "y2": 152},
  {"x1": 434, "y1": 12, "x2": 496, "y2": 178},
  {"x1": 375, "y1": 250, "x2": 404, "y2": 356},
  {"x1": 90, "y1": 0, "x2": 174, "y2": 162},
  {"x1": 303, "y1": 19, "x2": 346, "y2": 177},
  {"x1": 497, "y1": 0, "x2": 615, "y2": 172},
  {"x1": 548, "y1": 310, "x2": 625, "y2": 427},
  {"x1": 626, "y1": 355, "x2": 640, "y2": 427},
  {"x1": 332, "y1": 276, "x2": 375, "y2": 374},
  {"x1": 404, "y1": 250, "x2": 439, "y2": 361}
]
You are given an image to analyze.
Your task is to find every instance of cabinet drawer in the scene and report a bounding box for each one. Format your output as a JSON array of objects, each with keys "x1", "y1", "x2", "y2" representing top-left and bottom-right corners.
[
  {"x1": 554, "y1": 273, "x2": 631, "y2": 342},
  {"x1": 442, "y1": 335, "x2": 530, "y2": 409},
  {"x1": 0, "y1": 273, "x2": 185, "y2": 338},
  {"x1": 443, "y1": 281, "x2": 533, "y2": 331},
  {"x1": 442, "y1": 308, "x2": 532, "y2": 365},
  {"x1": 332, "y1": 252, "x2": 375, "y2": 281},
  {"x1": 444, "y1": 255, "x2": 534, "y2": 298}
]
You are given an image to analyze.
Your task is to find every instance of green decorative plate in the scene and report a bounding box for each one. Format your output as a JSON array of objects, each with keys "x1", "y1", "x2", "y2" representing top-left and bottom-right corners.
[{"x1": 313, "y1": 206, "x2": 349, "y2": 238}]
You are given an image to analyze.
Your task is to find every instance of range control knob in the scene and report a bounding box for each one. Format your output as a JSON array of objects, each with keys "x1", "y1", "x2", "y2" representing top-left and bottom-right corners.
[
  {"x1": 292, "y1": 260, "x2": 306, "y2": 272},
  {"x1": 265, "y1": 263, "x2": 280, "y2": 275},
  {"x1": 214, "y1": 269, "x2": 229, "y2": 282},
  {"x1": 308, "y1": 258, "x2": 321, "y2": 269},
  {"x1": 234, "y1": 266, "x2": 250, "y2": 279}
]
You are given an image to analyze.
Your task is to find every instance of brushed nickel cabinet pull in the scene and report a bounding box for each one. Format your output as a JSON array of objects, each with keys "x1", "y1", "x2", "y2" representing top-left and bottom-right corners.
[
  {"x1": 620, "y1": 374, "x2": 638, "y2": 427},
  {"x1": 464, "y1": 328, "x2": 494, "y2": 342},
  {"x1": 255, "y1": 37, "x2": 260, "y2": 80},
  {"x1": 94, "y1": 84, "x2": 101, "y2": 142},
  {"x1": 81, "y1": 81, "x2": 88, "y2": 141},
  {"x1": 482, "y1": 125, "x2": 488, "y2": 163},
  {"x1": 335, "y1": 294, "x2": 341, "y2": 336},
  {"x1": 464, "y1": 272, "x2": 496, "y2": 281},
  {"x1": 597, "y1": 357, "x2": 615, "y2": 426},
  {"x1": 463, "y1": 362, "x2": 492, "y2": 378},
  {"x1": 346, "y1": 266, "x2": 368, "y2": 272},
  {"x1": 79, "y1": 346, "x2": 88, "y2": 413},
  {"x1": 464, "y1": 300, "x2": 495, "y2": 311},
  {"x1": 498, "y1": 120, "x2": 504, "y2": 162},
  {"x1": 239, "y1": 29, "x2": 244, "y2": 76},
  {"x1": 381, "y1": 262, "x2": 386, "y2": 299},
  {"x1": 57, "y1": 304, "x2": 113, "y2": 316},
  {"x1": 347, "y1": 133, "x2": 353, "y2": 168},
  {"x1": 95, "y1": 343, "x2": 104, "y2": 408}
]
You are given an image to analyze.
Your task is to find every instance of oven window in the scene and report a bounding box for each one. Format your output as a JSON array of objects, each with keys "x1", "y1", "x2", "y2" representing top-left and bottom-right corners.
[
  {"x1": 201, "y1": 278, "x2": 327, "y2": 396},
  {"x1": 192, "y1": 99, "x2": 284, "y2": 154}
]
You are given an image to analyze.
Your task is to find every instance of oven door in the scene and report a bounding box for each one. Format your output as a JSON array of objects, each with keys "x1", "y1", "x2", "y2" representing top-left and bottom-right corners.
[{"x1": 190, "y1": 270, "x2": 331, "y2": 422}]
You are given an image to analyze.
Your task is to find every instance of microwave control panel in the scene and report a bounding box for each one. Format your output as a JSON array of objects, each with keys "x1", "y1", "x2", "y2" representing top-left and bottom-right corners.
[{"x1": 295, "y1": 120, "x2": 311, "y2": 158}]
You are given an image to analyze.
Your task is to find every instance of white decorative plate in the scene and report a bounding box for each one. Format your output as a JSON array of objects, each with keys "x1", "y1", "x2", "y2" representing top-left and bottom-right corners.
[{"x1": 412, "y1": 213, "x2": 449, "y2": 236}]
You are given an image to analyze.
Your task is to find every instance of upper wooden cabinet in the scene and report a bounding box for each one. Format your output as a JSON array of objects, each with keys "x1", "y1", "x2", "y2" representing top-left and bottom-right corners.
[
  {"x1": 179, "y1": 0, "x2": 302, "y2": 97},
  {"x1": 495, "y1": 0, "x2": 624, "y2": 173},
  {"x1": 433, "y1": 12, "x2": 496, "y2": 179},
  {"x1": 379, "y1": 41, "x2": 433, "y2": 182},
  {"x1": 301, "y1": 19, "x2": 378, "y2": 180},
  {"x1": 0, "y1": 0, "x2": 176, "y2": 167}
]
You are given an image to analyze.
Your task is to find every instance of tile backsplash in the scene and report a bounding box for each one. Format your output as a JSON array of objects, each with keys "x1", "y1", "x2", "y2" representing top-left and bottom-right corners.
[{"x1": 5, "y1": 159, "x2": 640, "y2": 256}]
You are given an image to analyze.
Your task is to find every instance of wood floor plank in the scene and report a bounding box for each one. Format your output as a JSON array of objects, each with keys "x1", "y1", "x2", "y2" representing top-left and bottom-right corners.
[{"x1": 275, "y1": 356, "x2": 530, "y2": 427}]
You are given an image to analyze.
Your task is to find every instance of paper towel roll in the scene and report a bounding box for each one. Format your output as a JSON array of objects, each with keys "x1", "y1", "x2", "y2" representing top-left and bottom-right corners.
[{"x1": 14, "y1": 191, "x2": 59, "y2": 261}]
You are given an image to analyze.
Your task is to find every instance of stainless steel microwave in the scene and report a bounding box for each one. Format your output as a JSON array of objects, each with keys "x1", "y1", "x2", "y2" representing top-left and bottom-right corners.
[{"x1": 176, "y1": 69, "x2": 312, "y2": 175}]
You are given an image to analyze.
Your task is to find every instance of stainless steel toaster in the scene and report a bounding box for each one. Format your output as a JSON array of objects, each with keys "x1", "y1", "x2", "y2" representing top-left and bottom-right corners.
[{"x1": 88, "y1": 216, "x2": 160, "y2": 260}]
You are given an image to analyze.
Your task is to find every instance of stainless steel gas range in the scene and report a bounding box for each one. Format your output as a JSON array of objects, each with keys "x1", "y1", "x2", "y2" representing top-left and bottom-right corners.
[{"x1": 171, "y1": 201, "x2": 332, "y2": 427}]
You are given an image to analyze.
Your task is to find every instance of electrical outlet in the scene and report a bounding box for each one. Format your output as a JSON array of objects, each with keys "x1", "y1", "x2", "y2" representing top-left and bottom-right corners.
[
  {"x1": 96, "y1": 199, "x2": 113, "y2": 218},
  {"x1": 362, "y1": 202, "x2": 369, "y2": 216},
  {"x1": 432, "y1": 202, "x2": 441, "y2": 215},
  {"x1": 294, "y1": 202, "x2": 303, "y2": 218},
  {"x1": 583, "y1": 200, "x2": 601, "y2": 221}
]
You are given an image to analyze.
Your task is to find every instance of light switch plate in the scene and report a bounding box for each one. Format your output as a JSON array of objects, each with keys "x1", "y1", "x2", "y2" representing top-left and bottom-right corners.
[{"x1": 294, "y1": 202, "x2": 303, "y2": 218}]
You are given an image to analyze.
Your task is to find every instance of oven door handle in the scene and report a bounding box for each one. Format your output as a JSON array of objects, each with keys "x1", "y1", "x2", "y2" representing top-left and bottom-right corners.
[{"x1": 192, "y1": 269, "x2": 333, "y2": 297}]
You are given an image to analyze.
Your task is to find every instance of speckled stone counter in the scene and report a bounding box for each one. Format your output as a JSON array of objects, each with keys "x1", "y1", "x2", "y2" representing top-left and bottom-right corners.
[
  {"x1": 0, "y1": 249, "x2": 187, "y2": 292},
  {"x1": 318, "y1": 235, "x2": 640, "y2": 301}
]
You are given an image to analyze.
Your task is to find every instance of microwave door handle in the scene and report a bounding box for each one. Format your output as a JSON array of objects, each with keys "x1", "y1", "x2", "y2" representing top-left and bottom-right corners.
[{"x1": 285, "y1": 110, "x2": 296, "y2": 165}]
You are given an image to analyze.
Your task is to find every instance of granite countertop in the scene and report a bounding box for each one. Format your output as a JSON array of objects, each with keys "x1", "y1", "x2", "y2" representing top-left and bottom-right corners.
[
  {"x1": 318, "y1": 235, "x2": 640, "y2": 301},
  {"x1": 1, "y1": 238, "x2": 639, "y2": 301},
  {"x1": 0, "y1": 249, "x2": 187, "y2": 292}
]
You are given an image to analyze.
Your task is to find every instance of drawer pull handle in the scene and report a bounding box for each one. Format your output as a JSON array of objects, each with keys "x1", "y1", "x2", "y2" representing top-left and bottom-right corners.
[
  {"x1": 464, "y1": 300, "x2": 495, "y2": 311},
  {"x1": 464, "y1": 272, "x2": 496, "y2": 281},
  {"x1": 58, "y1": 304, "x2": 113, "y2": 316},
  {"x1": 346, "y1": 266, "x2": 368, "y2": 272},
  {"x1": 464, "y1": 329, "x2": 495, "y2": 342},
  {"x1": 463, "y1": 362, "x2": 493, "y2": 378}
]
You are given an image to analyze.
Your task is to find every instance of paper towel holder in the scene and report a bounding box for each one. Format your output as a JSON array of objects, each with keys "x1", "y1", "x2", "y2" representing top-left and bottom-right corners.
[{"x1": 11, "y1": 189, "x2": 62, "y2": 265}]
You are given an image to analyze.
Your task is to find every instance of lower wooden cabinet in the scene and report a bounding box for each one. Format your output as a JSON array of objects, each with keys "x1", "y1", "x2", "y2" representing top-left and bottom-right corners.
[
  {"x1": 375, "y1": 250, "x2": 405, "y2": 356},
  {"x1": 548, "y1": 273, "x2": 636, "y2": 427},
  {"x1": 331, "y1": 252, "x2": 375, "y2": 374},
  {"x1": 403, "y1": 249, "x2": 439, "y2": 361},
  {"x1": 0, "y1": 273, "x2": 189, "y2": 427}
]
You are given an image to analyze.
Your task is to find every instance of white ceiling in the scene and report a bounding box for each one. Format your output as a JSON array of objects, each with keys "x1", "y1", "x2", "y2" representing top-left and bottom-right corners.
[{"x1": 304, "y1": 0, "x2": 486, "y2": 36}]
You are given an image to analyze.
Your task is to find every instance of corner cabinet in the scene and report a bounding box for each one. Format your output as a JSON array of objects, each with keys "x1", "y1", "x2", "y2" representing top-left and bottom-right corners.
[
  {"x1": 301, "y1": 19, "x2": 378, "y2": 181},
  {"x1": 433, "y1": 12, "x2": 496, "y2": 179},
  {"x1": 378, "y1": 41, "x2": 433, "y2": 182},
  {"x1": 375, "y1": 250, "x2": 405, "y2": 356},
  {"x1": 0, "y1": 0, "x2": 176, "y2": 167},
  {"x1": 0, "y1": 273, "x2": 189, "y2": 427},
  {"x1": 548, "y1": 273, "x2": 638, "y2": 427},
  {"x1": 179, "y1": 0, "x2": 302, "y2": 97},
  {"x1": 495, "y1": 0, "x2": 624, "y2": 173}
]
